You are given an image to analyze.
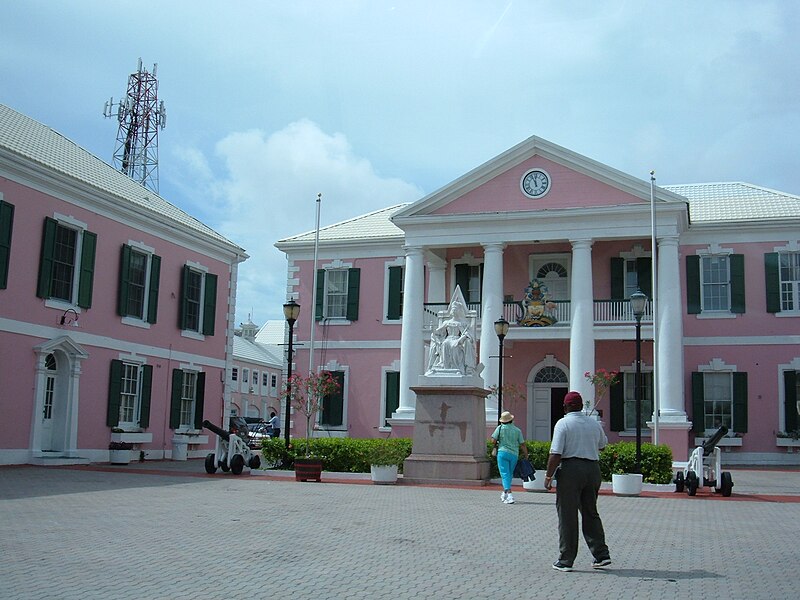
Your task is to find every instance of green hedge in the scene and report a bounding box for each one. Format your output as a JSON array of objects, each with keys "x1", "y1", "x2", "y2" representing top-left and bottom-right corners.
[{"x1": 261, "y1": 437, "x2": 673, "y2": 484}]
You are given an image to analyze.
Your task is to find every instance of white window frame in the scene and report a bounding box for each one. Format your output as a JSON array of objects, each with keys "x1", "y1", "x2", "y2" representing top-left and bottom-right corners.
[
  {"x1": 698, "y1": 359, "x2": 736, "y2": 436},
  {"x1": 319, "y1": 259, "x2": 354, "y2": 323},
  {"x1": 618, "y1": 362, "x2": 653, "y2": 434},
  {"x1": 528, "y1": 253, "x2": 571, "y2": 301},
  {"x1": 379, "y1": 360, "x2": 402, "y2": 432},
  {"x1": 778, "y1": 245, "x2": 800, "y2": 314},
  {"x1": 316, "y1": 360, "x2": 349, "y2": 434},
  {"x1": 181, "y1": 261, "x2": 209, "y2": 340},
  {"x1": 44, "y1": 213, "x2": 89, "y2": 311},
  {"x1": 696, "y1": 245, "x2": 734, "y2": 317},
  {"x1": 121, "y1": 240, "x2": 156, "y2": 328},
  {"x1": 178, "y1": 369, "x2": 199, "y2": 431}
]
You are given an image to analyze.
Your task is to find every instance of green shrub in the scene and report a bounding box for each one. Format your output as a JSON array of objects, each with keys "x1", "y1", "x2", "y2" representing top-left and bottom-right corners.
[
  {"x1": 599, "y1": 442, "x2": 673, "y2": 484},
  {"x1": 261, "y1": 437, "x2": 412, "y2": 473}
]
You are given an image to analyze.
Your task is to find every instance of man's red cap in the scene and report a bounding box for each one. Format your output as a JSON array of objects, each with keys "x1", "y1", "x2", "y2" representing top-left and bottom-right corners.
[{"x1": 563, "y1": 391, "x2": 583, "y2": 411}]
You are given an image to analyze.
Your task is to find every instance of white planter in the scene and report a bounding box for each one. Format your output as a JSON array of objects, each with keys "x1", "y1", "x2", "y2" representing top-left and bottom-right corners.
[
  {"x1": 612, "y1": 473, "x2": 643, "y2": 496},
  {"x1": 522, "y1": 475, "x2": 547, "y2": 492},
  {"x1": 109, "y1": 449, "x2": 131, "y2": 465},
  {"x1": 370, "y1": 464, "x2": 399, "y2": 485}
]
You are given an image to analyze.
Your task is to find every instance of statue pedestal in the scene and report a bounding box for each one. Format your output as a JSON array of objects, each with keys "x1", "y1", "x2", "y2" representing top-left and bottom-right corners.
[{"x1": 402, "y1": 380, "x2": 491, "y2": 485}]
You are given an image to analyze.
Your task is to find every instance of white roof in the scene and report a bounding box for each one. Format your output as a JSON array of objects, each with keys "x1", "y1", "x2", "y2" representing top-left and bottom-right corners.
[
  {"x1": 0, "y1": 103, "x2": 243, "y2": 251},
  {"x1": 664, "y1": 182, "x2": 800, "y2": 223},
  {"x1": 232, "y1": 335, "x2": 282, "y2": 367},
  {"x1": 277, "y1": 182, "x2": 798, "y2": 245},
  {"x1": 276, "y1": 204, "x2": 409, "y2": 246},
  {"x1": 255, "y1": 320, "x2": 289, "y2": 346}
]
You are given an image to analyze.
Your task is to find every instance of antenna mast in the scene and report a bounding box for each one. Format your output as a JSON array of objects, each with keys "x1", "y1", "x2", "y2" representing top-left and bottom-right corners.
[{"x1": 103, "y1": 58, "x2": 167, "y2": 193}]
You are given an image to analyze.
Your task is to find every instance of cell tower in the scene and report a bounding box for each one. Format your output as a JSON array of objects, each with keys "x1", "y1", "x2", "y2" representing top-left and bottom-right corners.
[{"x1": 103, "y1": 58, "x2": 167, "y2": 194}]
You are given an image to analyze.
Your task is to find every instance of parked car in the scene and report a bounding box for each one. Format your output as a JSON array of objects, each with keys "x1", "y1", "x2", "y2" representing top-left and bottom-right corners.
[{"x1": 230, "y1": 417, "x2": 271, "y2": 449}]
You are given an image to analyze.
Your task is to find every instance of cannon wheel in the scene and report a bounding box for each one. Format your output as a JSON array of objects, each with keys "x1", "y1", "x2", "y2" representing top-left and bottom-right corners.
[
  {"x1": 720, "y1": 471, "x2": 733, "y2": 497},
  {"x1": 219, "y1": 458, "x2": 230, "y2": 472},
  {"x1": 230, "y1": 453, "x2": 245, "y2": 475},
  {"x1": 674, "y1": 471, "x2": 685, "y2": 493},
  {"x1": 204, "y1": 453, "x2": 217, "y2": 474},
  {"x1": 248, "y1": 455, "x2": 261, "y2": 470},
  {"x1": 686, "y1": 470, "x2": 699, "y2": 496}
]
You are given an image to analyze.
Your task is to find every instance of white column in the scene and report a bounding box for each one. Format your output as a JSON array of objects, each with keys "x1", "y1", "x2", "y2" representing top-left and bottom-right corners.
[
  {"x1": 656, "y1": 236, "x2": 688, "y2": 421},
  {"x1": 569, "y1": 239, "x2": 595, "y2": 408},
  {"x1": 395, "y1": 245, "x2": 425, "y2": 419},
  {"x1": 426, "y1": 251, "x2": 447, "y2": 304},
  {"x1": 479, "y1": 243, "x2": 505, "y2": 416}
]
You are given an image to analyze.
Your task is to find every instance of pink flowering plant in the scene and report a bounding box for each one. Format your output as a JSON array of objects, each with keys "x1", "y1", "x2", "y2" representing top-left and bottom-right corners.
[{"x1": 584, "y1": 369, "x2": 620, "y2": 413}]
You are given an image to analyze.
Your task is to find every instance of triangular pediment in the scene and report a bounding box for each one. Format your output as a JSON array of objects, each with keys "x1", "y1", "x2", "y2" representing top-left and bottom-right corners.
[
  {"x1": 393, "y1": 135, "x2": 686, "y2": 220},
  {"x1": 34, "y1": 335, "x2": 89, "y2": 359}
]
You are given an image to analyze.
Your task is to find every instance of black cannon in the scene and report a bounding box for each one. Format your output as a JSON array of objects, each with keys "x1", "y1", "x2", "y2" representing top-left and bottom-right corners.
[
  {"x1": 675, "y1": 425, "x2": 733, "y2": 496},
  {"x1": 202, "y1": 419, "x2": 261, "y2": 475}
]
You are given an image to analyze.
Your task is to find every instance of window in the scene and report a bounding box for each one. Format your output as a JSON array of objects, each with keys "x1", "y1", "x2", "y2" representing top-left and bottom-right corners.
[
  {"x1": 691, "y1": 370, "x2": 748, "y2": 434},
  {"x1": 179, "y1": 265, "x2": 217, "y2": 335},
  {"x1": 315, "y1": 268, "x2": 360, "y2": 321},
  {"x1": 784, "y1": 371, "x2": 799, "y2": 433},
  {"x1": 610, "y1": 256, "x2": 651, "y2": 300},
  {"x1": 37, "y1": 217, "x2": 97, "y2": 308},
  {"x1": 242, "y1": 369, "x2": 249, "y2": 383},
  {"x1": 231, "y1": 367, "x2": 238, "y2": 381},
  {"x1": 107, "y1": 359, "x2": 153, "y2": 429},
  {"x1": 43, "y1": 354, "x2": 56, "y2": 421},
  {"x1": 252, "y1": 370, "x2": 259, "y2": 391},
  {"x1": 320, "y1": 371, "x2": 345, "y2": 427},
  {"x1": 170, "y1": 369, "x2": 206, "y2": 430},
  {"x1": 779, "y1": 253, "x2": 800, "y2": 311},
  {"x1": 270, "y1": 374, "x2": 277, "y2": 390},
  {"x1": 623, "y1": 372, "x2": 653, "y2": 431},
  {"x1": 455, "y1": 263, "x2": 483, "y2": 304},
  {"x1": 118, "y1": 244, "x2": 161, "y2": 323},
  {"x1": 383, "y1": 371, "x2": 400, "y2": 427},
  {"x1": 0, "y1": 200, "x2": 14, "y2": 289},
  {"x1": 386, "y1": 265, "x2": 404, "y2": 320},
  {"x1": 686, "y1": 254, "x2": 744, "y2": 314}
]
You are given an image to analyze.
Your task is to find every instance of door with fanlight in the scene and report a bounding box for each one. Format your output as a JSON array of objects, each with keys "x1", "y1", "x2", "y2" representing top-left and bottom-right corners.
[
  {"x1": 529, "y1": 365, "x2": 569, "y2": 441},
  {"x1": 41, "y1": 354, "x2": 57, "y2": 451}
]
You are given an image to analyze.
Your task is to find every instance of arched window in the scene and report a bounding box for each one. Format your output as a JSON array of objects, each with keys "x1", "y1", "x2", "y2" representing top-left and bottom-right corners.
[
  {"x1": 534, "y1": 366, "x2": 567, "y2": 383},
  {"x1": 45, "y1": 353, "x2": 57, "y2": 371}
]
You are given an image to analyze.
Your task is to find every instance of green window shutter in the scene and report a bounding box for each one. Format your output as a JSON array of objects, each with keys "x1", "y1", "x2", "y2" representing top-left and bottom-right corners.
[
  {"x1": 691, "y1": 372, "x2": 705, "y2": 433},
  {"x1": 730, "y1": 254, "x2": 745, "y2": 314},
  {"x1": 610, "y1": 258, "x2": 624, "y2": 300},
  {"x1": 118, "y1": 245, "x2": 131, "y2": 316},
  {"x1": 315, "y1": 269, "x2": 325, "y2": 321},
  {"x1": 0, "y1": 200, "x2": 14, "y2": 289},
  {"x1": 686, "y1": 255, "x2": 701, "y2": 314},
  {"x1": 147, "y1": 255, "x2": 161, "y2": 324},
  {"x1": 202, "y1": 273, "x2": 217, "y2": 336},
  {"x1": 107, "y1": 360, "x2": 123, "y2": 427},
  {"x1": 385, "y1": 371, "x2": 400, "y2": 422},
  {"x1": 139, "y1": 365, "x2": 153, "y2": 428},
  {"x1": 636, "y1": 257, "x2": 652, "y2": 298},
  {"x1": 478, "y1": 263, "x2": 484, "y2": 303},
  {"x1": 170, "y1": 369, "x2": 183, "y2": 429},
  {"x1": 784, "y1": 371, "x2": 798, "y2": 433},
  {"x1": 765, "y1": 253, "x2": 781, "y2": 313},
  {"x1": 321, "y1": 371, "x2": 345, "y2": 427},
  {"x1": 732, "y1": 372, "x2": 748, "y2": 433},
  {"x1": 455, "y1": 264, "x2": 469, "y2": 300},
  {"x1": 609, "y1": 379, "x2": 624, "y2": 432},
  {"x1": 346, "y1": 268, "x2": 360, "y2": 321},
  {"x1": 77, "y1": 230, "x2": 96, "y2": 309},
  {"x1": 387, "y1": 266, "x2": 402, "y2": 320},
  {"x1": 193, "y1": 372, "x2": 206, "y2": 430},
  {"x1": 179, "y1": 265, "x2": 190, "y2": 329},
  {"x1": 37, "y1": 217, "x2": 58, "y2": 298}
]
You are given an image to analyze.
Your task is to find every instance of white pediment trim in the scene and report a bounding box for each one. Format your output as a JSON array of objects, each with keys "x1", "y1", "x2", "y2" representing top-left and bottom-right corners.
[{"x1": 33, "y1": 335, "x2": 89, "y2": 359}]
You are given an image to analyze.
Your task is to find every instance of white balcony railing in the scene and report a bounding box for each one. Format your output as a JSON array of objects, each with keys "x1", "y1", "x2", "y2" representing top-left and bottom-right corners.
[{"x1": 422, "y1": 299, "x2": 652, "y2": 331}]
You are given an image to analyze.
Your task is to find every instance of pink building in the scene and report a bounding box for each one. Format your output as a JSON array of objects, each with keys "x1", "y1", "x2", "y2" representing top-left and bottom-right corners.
[
  {"x1": 0, "y1": 104, "x2": 247, "y2": 465},
  {"x1": 229, "y1": 319, "x2": 283, "y2": 420},
  {"x1": 276, "y1": 136, "x2": 800, "y2": 465}
]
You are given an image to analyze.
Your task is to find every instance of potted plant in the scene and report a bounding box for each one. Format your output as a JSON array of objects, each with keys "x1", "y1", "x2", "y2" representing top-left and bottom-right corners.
[
  {"x1": 109, "y1": 440, "x2": 133, "y2": 465},
  {"x1": 366, "y1": 439, "x2": 409, "y2": 485},
  {"x1": 282, "y1": 371, "x2": 340, "y2": 481}
]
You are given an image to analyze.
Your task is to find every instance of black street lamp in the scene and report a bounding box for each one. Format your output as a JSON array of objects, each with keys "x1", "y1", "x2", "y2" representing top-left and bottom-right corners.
[
  {"x1": 630, "y1": 288, "x2": 648, "y2": 474},
  {"x1": 494, "y1": 317, "x2": 510, "y2": 423},
  {"x1": 283, "y1": 299, "x2": 301, "y2": 449}
]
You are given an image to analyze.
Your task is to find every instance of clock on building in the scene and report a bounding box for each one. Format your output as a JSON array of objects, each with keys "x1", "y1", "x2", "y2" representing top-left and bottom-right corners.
[{"x1": 521, "y1": 169, "x2": 551, "y2": 198}]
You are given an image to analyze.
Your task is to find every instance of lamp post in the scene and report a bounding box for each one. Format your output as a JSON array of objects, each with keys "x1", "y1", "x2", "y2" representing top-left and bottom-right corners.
[
  {"x1": 630, "y1": 288, "x2": 648, "y2": 474},
  {"x1": 494, "y1": 317, "x2": 509, "y2": 423},
  {"x1": 283, "y1": 299, "x2": 301, "y2": 449}
]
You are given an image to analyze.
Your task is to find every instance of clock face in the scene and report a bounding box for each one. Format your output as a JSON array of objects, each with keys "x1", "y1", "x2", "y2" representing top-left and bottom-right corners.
[{"x1": 521, "y1": 169, "x2": 551, "y2": 198}]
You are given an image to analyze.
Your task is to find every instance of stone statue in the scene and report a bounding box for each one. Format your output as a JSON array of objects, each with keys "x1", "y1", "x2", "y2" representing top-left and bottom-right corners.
[{"x1": 425, "y1": 286, "x2": 478, "y2": 377}]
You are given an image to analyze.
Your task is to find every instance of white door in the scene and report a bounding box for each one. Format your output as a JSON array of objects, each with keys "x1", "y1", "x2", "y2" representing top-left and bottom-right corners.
[{"x1": 531, "y1": 387, "x2": 551, "y2": 441}]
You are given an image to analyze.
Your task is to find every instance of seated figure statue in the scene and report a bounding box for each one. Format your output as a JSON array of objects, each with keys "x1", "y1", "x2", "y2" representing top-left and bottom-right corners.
[{"x1": 426, "y1": 288, "x2": 478, "y2": 377}]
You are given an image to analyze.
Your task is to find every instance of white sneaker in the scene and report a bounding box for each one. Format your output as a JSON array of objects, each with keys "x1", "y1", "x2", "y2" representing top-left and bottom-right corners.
[
  {"x1": 504, "y1": 493, "x2": 515, "y2": 504},
  {"x1": 500, "y1": 491, "x2": 508, "y2": 503}
]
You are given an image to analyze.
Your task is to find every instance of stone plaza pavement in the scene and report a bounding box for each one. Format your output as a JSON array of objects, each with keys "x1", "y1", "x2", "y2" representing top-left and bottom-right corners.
[{"x1": 1, "y1": 462, "x2": 799, "y2": 600}]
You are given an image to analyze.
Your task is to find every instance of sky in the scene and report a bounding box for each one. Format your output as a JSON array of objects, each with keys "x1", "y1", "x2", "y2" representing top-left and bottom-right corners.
[{"x1": 2, "y1": 1, "x2": 798, "y2": 325}]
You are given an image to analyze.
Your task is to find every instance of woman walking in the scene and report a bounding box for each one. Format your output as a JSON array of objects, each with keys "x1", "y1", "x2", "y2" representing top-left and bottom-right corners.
[{"x1": 491, "y1": 411, "x2": 528, "y2": 504}]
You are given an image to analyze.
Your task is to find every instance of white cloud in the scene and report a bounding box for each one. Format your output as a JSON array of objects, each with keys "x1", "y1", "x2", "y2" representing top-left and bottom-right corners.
[{"x1": 206, "y1": 119, "x2": 423, "y2": 324}]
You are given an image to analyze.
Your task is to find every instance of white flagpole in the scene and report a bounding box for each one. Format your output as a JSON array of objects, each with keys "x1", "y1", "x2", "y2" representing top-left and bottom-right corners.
[
  {"x1": 308, "y1": 193, "x2": 322, "y2": 376},
  {"x1": 650, "y1": 171, "x2": 659, "y2": 446}
]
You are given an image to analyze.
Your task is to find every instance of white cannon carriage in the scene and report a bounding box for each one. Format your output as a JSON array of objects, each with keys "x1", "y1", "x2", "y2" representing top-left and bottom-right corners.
[
  {"x1": 203, "y1": 419, "x2": 262, "y2": 475},
  {"x1": 675, "y1": 425, "x2": 733, "y2": 497}
]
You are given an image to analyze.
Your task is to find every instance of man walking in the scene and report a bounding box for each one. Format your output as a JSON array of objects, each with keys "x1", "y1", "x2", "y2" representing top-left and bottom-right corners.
[{"x1": 544, "y1": 391, "x2": 612, "y2": 572}]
